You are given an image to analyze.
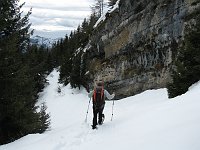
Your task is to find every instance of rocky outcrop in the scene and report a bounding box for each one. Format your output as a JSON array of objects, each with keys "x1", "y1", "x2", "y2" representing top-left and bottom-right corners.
[{"x1": 86, "y1": 0, "x2": 200, "y2": 99}]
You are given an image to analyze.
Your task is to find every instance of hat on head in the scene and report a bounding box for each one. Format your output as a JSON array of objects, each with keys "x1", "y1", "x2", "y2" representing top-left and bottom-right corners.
[
  {"x1": 97, "y1": 80, "x2": 103, "y2": 86},
  {"x1": 94, "y1": 76, "x2": 104, "y2": 87}
]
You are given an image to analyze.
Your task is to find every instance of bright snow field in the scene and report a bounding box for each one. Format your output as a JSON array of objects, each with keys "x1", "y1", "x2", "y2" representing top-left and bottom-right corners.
[{"x1": 1, "y1": 69, "x2": 200, "y2": 150}]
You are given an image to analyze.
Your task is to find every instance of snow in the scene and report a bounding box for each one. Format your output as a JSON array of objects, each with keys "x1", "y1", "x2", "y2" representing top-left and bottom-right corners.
[
  {"x1": 83, "y1": 43, "x2": 91, "y2": 53},
  {"x1": 1, "y1": 68, "x2": 200, "y2": 150},
  {"x1": 94, "y1": 0, "x2": 120, "y2": 28},
  {"x1": 30, "y1": 35, "x2": 59, "y2": 48}
]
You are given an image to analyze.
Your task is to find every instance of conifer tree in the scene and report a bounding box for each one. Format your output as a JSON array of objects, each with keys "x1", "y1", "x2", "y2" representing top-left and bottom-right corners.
[
  {"x1": 58, "y1": 12, "x2": 98, "y2": 89},
  {"x1": 92, "y1": 0, "x2": 106, "y2": 17},
  {"x1": 0, "y1": 0, "x2": 50, "y2": 144},
  {"x1": 108, "y1": 0, "x2": 118, "y2": 7},
  {"x1": 70, "y1": 51, "x2": 82, "y2": 89}
]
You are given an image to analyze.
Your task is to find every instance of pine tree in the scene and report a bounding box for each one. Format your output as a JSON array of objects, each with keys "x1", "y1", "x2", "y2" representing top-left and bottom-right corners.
[
  {"x1": 70, "y1": 50, "x2": 82, "y2": 89},
  {"x1": 108, "y1": 0, "x2": 118, "y2": 7},
  {"x1": 37, "y1": 103, "x2": 50, "y2": 133},
  {"x1": 0, "y1": 0, "x2": 50, "y2": 144},
  {"x1": 92, "y1": 0, "x2": 106, "y2": 18},
  {"x1": 57, "y1": 12, "x2": 98, "y2": 89}
]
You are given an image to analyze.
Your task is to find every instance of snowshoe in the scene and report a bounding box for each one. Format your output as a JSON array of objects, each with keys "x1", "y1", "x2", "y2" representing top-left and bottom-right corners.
[
  {"x1": 91, "y1": 125, "x2": 97, "y2": 130},
  {"x1": 98, "y1": 114, "x2": 105, "y2": 125}
]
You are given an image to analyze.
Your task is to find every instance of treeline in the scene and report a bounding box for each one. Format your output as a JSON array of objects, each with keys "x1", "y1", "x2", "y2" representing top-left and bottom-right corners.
[
  {"x1": 1, "y1": 0, "x2": 199, "y2": 144},
  {"x1": 0, "y1": 0, "x2": 118, "y2": 144},
  {"x1": 0, "y1": 0, "x2": 53, "y2": 144},
  {"x1": 51, "y1": 14, "x2": 98, "y2": 90},
  {"x1": 53, "y1": 0, "x2": 200, "y2": 100},
  {"x1": 51, "y1": 0, "x2": 119, "y2": 90}
]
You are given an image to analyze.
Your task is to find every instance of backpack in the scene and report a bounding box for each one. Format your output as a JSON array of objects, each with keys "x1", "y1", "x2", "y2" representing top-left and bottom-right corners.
[{"x1": 92, "y1": 87, "x2": 105, "y2": 108}]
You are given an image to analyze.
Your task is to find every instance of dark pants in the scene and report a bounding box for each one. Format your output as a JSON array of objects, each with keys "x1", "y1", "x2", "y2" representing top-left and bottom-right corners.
[{"x1": 92, "y1": 104, "x2": 105, "y2": 127}]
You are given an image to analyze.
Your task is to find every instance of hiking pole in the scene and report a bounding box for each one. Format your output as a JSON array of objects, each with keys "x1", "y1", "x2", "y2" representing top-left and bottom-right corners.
[
  {"x1": 85, "y1": 98, "x2": 91, "y2": 123},
  {"x1": 111, "y1": 99, "x2": 115, "y2": 121}
]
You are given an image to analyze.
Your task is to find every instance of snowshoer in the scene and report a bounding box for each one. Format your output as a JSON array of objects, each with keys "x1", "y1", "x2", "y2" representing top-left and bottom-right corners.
[{"x1": 88, "y1": 80, "x2": 115, "y2": 129}]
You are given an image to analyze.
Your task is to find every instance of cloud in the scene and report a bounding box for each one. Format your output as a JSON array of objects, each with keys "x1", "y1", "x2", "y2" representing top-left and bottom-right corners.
[
  {"x1": 22, "y1": 0, "x2": 94, "y2": 38},
  {"x1": 25, "y1": 3, "x2": 92, "y2": 12}
]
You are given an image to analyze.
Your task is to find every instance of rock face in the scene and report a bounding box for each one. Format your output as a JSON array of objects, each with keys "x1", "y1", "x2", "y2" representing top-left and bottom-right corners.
[{"x1": 86, "y1": 0, "x2": 200, "y2": 99}]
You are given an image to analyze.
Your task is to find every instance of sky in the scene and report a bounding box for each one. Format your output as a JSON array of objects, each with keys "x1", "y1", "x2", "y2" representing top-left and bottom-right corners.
[{"x1": 21, "y1": 0, "x2": 95, "y2": 39}]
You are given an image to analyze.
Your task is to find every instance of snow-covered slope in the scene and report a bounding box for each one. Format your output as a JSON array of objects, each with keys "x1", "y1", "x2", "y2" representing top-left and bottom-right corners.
[
  {"x1": 30, "y1": 35, "x2": 59, "y2": 48},
  {"x1": 1, "y1": 69, "x2": 200, "y2": 150}
]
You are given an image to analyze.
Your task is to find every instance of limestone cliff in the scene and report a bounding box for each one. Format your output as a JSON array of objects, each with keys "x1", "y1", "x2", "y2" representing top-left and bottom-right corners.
[{"x1": 86, "y1": 0, "x2": 200, "y2": 99}]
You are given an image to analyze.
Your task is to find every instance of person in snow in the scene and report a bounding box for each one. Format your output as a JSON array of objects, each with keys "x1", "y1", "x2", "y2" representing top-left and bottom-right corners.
[{"x1": 88, "y1": 80, "x2": 115, "y2": 129}]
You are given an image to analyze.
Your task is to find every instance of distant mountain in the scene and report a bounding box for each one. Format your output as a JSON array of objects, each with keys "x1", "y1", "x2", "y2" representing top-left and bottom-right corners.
[{"x1": 30, "y1": 35, "x2": 59, "y2": 48}]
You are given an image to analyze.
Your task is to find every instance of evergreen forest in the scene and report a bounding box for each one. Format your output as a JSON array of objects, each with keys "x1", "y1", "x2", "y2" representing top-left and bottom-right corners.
[{"x1": 1, "y1": 0, "x2": 200, "y2": 145}]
